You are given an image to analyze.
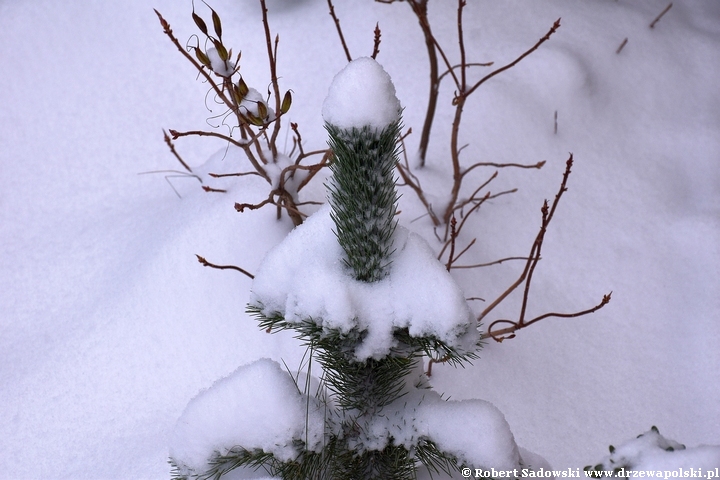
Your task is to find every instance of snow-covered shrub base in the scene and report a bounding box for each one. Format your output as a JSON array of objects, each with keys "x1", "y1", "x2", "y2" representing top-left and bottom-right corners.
[
  {"x1": 587, "y1": 427, "x2": 720, "y2": 475},
  {"x1": 170, "y1": 357, "x2": 525, "y2": 476},
  {"x1": 249, "y1": 203, "x2": 479, "y2": 361}
]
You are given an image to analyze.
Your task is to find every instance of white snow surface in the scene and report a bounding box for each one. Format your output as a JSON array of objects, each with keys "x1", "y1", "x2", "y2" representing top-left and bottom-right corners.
[
  {"x1": 170, "y1": 358, "x2": 325, "y2": 472},
  {"x1": 322, "y1": 56, "x2": 402, "y2": 130},
  {"x1": 250, "y1": 203, "x2": 478, "y2": 360},
  {"x1": 1, "y1": 0, "x2": 719, "y2": 478}
]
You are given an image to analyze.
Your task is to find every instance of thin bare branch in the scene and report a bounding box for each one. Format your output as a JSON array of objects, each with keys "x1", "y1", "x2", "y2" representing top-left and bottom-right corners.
[
  {"x1": 235, "y1": 193, "x2": 274, "y2": 213},
  {"x1": 650, "y1": 3, "x2": 672, "y2": 29},
  {"x1": 294, "y1": 150, "x2": 332, "y2": 192},
  {"x1": 196, "y1": 254, "x2": 254, "y2": 279},
  {"x1": 409, "y1": 0, "x2": 438, "y2": 164},
  {"x1": 168, "y1": 128, "x2": 269, "y2": 182},
  {"x1": 484, "y1": 292, "x2": 611, "y2": 342},
  {"x1": 457, "y1": 0, "x2": 467, "y2": 90},
  {"x1": 327, "y1": 0, "x2": 352, "y2": 62},
  {"x1": 394, "y1": 128, "x2": 442, "y2": 226},
  {"x1": 448, "y1": 237, "x2": 476, "y2": 267},
  {"x1": 395, "y1": 163, "x2": 440, "y2": 227},
  {"x1": 163, "y1": 130, "x2": 193, "y2": 173},
  {"x1": 461, "y1": 160, "x2": 545, "y2": 179},
  {"x1": 201, "y1": 185, "x2": 227, "y2": 193},
  {"x1": 371, "y1": 23, "x2": 382, "y2": 59},
  {"x1": 477, "y1": 153, "x2": 572, "y2": 323},
  {"x1": 154, "y1": 10, "x2": 232, "y2": 109},
  {"x1": 437, "y1": 191, "x2": 489, "y2": 260},
  {"x1": 454, "y1": 171, "x2": 498, "y2": 212},
  {"x1": 259, "y1": 0, "x2": 282, "y2": 159},
  {"x1": 169, "y1": 128, "x2": 247, "y2": 148},
  {"x1": 445, "y1": 216, "x2": 458, "y2": 271},
  {"x1": 452, "y1": 256, "x2": 533, "y2": 269},
  {"x1": 209, "y1": 171, "x2": 263, "y2": 178},
  {"x1": 465, "y1": 18, "x2": 561, "y2": 98},
  {"x1": 438, "y1": 62, "x2": 494, "y2": 83},
  {"x1": 616, "y1": 37, "x2": 628, "y2": 54}
]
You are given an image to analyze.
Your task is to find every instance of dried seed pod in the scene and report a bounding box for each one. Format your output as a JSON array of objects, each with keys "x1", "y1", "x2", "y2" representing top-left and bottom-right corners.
[
  {"x1": 257, "y1": 101, "x2": 268, "y2": 120},
  {"x1": 247, "y1": 111, "x2": 264, "y2": 126},
  {"x1": 237, "y1": 77, "x2": 249, "y2": 96},
  {"x1": 213, "y1": 39, "x2": 228, "y2": 62},
  {"x1": 194, "y1": 48, "x2": 211, "y2": 68},
  {"x1": 281, "y1": 90, "x2": 292, "y2": 114},
  {"x1": 192, "y1": 11, "x2": 208, "y2": 36},
  {"x1": 232, "y1": 84, "x2": 244, "y2": 104},
  {"x1": 211, "y1": 7, "x2": 222, "y2": 39}
]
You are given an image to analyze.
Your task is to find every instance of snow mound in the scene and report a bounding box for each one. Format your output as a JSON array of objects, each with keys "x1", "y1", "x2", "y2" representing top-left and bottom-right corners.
[
  {"x1": 249, "y1": 204, "x2": 479, "y2": 360},
  {"x1": 170, "y1": 358, "x2": 325, "y2": 474},
  {"x1": 322, "y1": 56, "x2": 402, "y2": 130},
  {"x1": 589, "y1": 427, "x2": 720, "y2": 471}
]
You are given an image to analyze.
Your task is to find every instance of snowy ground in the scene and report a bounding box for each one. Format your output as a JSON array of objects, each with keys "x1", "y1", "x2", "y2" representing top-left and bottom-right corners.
[{"x1": 0, "y1": 0, "x2": 718, "y2": 478}]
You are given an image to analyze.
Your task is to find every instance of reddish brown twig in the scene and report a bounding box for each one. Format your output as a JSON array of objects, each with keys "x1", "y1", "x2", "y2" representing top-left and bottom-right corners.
[
  {"x1": 462, "y1": 160, "x2": 546, "y2": 178},
  {"x1": 163, "y1": 129, "x2": 193, "y2": 173},
  {"x1": 376, "y1": 1, "x2": 556, "y2": 236},
  {"x1": 259, "y1": 0, "x2": 283, "y2": 158},
  {"x1": 195, "y1": 254, "x2": 254, "y2": 279},
  {"x1": 616, "y1": 37, "x2": 628, "y2": 54},
  {"x1": 156, "y1": 6, "x2": 328, "y2": 226},
  {"x1": 402, "y1": 0, "x2": 437, "y2": 164},
  {"x1": 478, "y1": 155, "x2": 574, "y2": 324},
  {"x1": 473, "y1": 154, "x2": 611, "y2": 342},
  {"x1": 202, "y1": 185, "x2": 227, "y2": 193},
  {"x1": 371, "y1": 23, "x2": 382, "y2": 59},
  {"x1": 445, "y1": 216, "x2": 458, "y2": 271},
  {"x1": 327, "y1": 0, "x2": 352, "y2": 62},
  {"x1": 484, "y1": 292, "x2": 612, "y2": 342},
  {"x1": 209, "y1": 171, "x2": 263, "y2": 178},
  {"x1": 394, "y1": 128, "x2": 442, "y2": 226},
  {"x1": 464, "y1": 18, "x2": 561, "y2": 98},
  {"x1": 650, "y1": 3, "x2": 672, "y2": 29},
  {"x1": 452, "y1": 256, "x2": 532, "y2": 269}
]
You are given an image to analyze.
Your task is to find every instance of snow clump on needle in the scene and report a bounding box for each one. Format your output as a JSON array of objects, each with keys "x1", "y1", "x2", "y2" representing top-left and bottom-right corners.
[
  {"x1": 322, "y1": 56, "x2": 402, "y2": 131},
  {"x1": 249, "y1": 204, "x2": 480, "y2": 361},
  {"x1": 169, "y1": 358, "x2": 325, "y2": 474}
]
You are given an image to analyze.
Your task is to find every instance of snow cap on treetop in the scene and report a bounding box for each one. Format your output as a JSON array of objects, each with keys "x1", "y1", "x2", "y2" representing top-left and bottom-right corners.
[{"x1": 322, "y1": 57, "x2": 402, "y2": 131}]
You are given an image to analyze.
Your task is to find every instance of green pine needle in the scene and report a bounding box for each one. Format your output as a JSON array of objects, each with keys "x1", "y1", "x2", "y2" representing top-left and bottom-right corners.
[{"x1": 326, "y1": 121, "x2": 403, "y2": 283}]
